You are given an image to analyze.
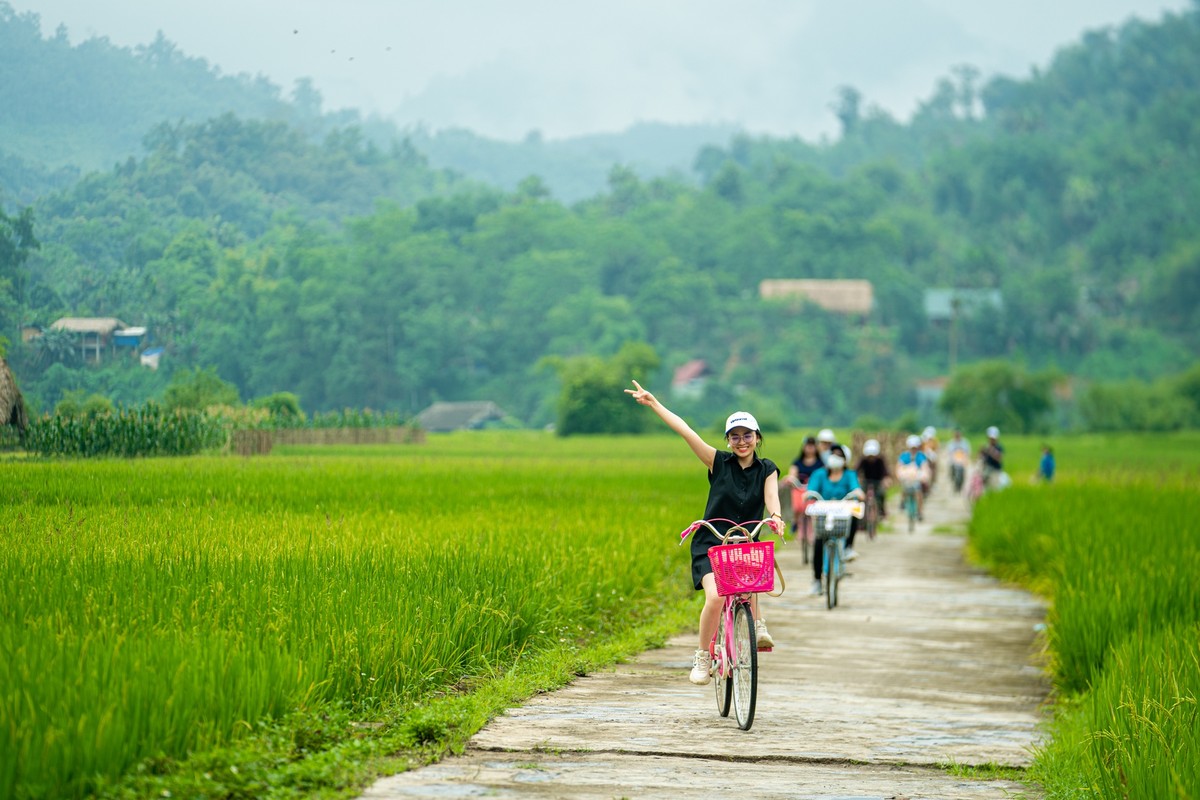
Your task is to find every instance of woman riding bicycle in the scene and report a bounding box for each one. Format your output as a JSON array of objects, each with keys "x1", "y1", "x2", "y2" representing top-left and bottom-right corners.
[
  {"x1": 944, "y1": 428, "x2": 971, "y2": 494},
  {"x1": 805, "y1": 444, "x2": 861, "y2": 595},
  {"x1": 896, "y1": 435, "x2": 932, "y2": 521},
  {"x1": 854, "y1": 438, "x2": 890, "y2": 522},
  {"x1": 786, "y1": 436, "x2": 822, "y2": 538},
  {"x1": 625, "y1": 380, "x2": 784, "y2": 685}
]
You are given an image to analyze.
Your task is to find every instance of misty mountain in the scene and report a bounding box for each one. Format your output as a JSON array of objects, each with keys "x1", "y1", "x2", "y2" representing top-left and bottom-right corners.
[{"x1": 0, "y1": 2, "x2": 739, "y2": 206}]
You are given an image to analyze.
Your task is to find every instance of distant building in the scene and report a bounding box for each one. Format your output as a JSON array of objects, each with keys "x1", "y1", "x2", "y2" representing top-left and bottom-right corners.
[
  {"x1": 759, "y1": 279, "x2": 874, "y2": 315},
  {"x1": 49, "y1": 317, "x2": 127, "y2": 363},
  {"x1": 416, "y1": 401, "x2": 507, "y2": 432},
  {"x1": 140, "y1": 347, "x2": 165, "y2": 370},
  {"x1": 923, "y1": 289, "x2": 1003, "y2": 323},
  {"x1": 671, "y1": 359, "x2": 710, "y2": 401}
]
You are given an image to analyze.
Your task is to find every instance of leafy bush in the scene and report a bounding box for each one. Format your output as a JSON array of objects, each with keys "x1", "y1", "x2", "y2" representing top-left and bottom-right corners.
[
  {"x1": 939, "y1": 360, "x2": 1058, "y2": 434},
  {"x1": 163, "y1": 366, "x2": 239, "y2": 411}
]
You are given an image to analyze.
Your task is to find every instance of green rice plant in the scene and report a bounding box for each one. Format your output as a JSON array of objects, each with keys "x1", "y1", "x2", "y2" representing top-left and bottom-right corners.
[
  {"x1": 0, "y1": 437, "x2": 703, "y2": 798},
  {"x1": 970, "y1": 437, "x2": 1200, "y2": 799},
  {"x1": 1087, "y1": 623, "x2": 1199, "y2": 798}
]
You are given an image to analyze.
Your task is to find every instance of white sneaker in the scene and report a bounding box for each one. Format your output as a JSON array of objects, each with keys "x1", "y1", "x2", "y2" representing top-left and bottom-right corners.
[
  {"x1": 755, "y1": 620, "x2": 775, "y2": 649},
  {"x1": 844, "y1": 548, "x2": 859, "y2": 561},
  {"x1": 689, "y1": 649, "x2": 712, "y2": 685},
  {"x1": 810, "y1": 579, "x2": 823, "y2": 595}
]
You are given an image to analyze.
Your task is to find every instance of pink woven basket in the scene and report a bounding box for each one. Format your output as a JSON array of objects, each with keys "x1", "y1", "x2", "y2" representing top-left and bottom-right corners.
[{"x1": 708, "y1": 541, "x2": 775, "y2": 596}]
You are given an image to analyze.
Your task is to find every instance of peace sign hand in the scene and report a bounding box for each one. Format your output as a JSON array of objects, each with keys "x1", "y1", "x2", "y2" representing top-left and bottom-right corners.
[{"x1": 624, "y1": 379, "x2": 657, "y2": 407}]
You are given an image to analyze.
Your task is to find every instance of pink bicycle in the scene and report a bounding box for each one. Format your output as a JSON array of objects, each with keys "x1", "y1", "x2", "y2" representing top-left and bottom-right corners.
[{"x1": 679, "y1": 518, "x2": 783, "y2": 730}]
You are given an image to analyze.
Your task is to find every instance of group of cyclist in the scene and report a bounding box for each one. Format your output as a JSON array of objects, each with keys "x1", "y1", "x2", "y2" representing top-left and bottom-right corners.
[{"x1": 624, "y1": 379, "x2": 1007, "y2": 686}]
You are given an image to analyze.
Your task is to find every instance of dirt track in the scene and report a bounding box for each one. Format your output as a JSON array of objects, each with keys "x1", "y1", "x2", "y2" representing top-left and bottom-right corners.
[{"x1": 362, "y1": 474, "x2": 1049, "y2": 799}]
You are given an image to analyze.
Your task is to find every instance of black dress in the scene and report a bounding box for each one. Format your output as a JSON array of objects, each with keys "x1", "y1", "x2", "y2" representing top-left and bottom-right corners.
[{"x1": 690, "y1": 450, "x2": 779, "y2": 589}]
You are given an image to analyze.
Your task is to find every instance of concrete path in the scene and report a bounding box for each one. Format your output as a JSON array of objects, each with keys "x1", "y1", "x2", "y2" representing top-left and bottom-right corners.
[{"x1": 362, "y1": 477, "x2": 1049, "y2": 799}]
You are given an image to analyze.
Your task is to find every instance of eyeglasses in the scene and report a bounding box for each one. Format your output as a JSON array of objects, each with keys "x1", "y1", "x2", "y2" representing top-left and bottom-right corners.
[{"x1": 727, "y1": 432, "x2": 757, "y2": 444}]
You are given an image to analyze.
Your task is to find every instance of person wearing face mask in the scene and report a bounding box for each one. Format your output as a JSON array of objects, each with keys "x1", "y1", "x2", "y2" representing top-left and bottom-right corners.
[{"x1": 805, "y1": 444, "x2": 862, "y2": 595}]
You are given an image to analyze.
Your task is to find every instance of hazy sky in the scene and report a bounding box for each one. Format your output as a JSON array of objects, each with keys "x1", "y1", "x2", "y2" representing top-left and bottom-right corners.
[{"x1": 13, "y1": 0, "x2": 1191, "y2": 141}]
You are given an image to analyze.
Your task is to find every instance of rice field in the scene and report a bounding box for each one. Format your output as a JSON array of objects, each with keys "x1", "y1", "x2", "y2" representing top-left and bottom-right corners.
[
  {"x1": 968, "y1": 432, "x2": 1200, "y2": 798},
  {"x1": 0, "y1": 433, "x2": 701, "y2": 799}
]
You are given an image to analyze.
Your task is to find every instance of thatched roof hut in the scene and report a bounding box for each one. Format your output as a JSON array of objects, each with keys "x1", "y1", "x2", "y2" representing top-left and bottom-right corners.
[
  {"x1": 0, "y1": 356, "x2": 28, "y2": 432},
  {"x1": 759, "y1": 279, "x2": 874, "y2": 315}
]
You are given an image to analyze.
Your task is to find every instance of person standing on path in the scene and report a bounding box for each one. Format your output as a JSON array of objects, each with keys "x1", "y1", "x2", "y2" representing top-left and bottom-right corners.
[
  {"x1": 625, "y1": 379, "x2": 784, "y2": 685},
  {"x1": 1039, "y1": 445, "x2": 1055, "y2": 483}
]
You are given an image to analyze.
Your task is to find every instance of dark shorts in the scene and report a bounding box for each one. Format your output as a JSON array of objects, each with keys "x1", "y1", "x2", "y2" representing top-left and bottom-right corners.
[{"x1": 690, "y1": 526, "x2": 723, "y2": 590}]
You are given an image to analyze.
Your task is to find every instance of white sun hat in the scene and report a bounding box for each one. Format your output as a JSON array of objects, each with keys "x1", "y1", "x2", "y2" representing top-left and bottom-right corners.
[
  {"x1": 863, "y1": 439, "x2": 881, "y2": 456},
  {"x1": 724, "y1": 411, "x2": 760, "y2": 434},
  {"x1": 986, "y1": 426, "x2": 1000, "y2": 438},
  {"x1": 906, "y1": 434, "x2": 922, "y2": 448},
  {"x1": 817, "y1": 428, "x2": 836, "y2": 443}
]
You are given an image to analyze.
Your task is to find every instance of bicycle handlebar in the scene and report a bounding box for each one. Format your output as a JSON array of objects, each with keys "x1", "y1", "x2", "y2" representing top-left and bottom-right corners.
[
  {"x1": 677, "y1": 518, "x2": 782, "y2": 547},
  {"x1": 803, "y1": 488, "x2": 865, "y2": 501}
]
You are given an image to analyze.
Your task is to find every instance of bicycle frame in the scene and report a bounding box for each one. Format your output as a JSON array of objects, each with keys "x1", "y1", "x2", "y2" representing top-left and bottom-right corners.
[
  {"x1": 678, "y1": 518, "x2": 780, "y2": 730},
  {"x1": 804, "y1": 493, "x2": 864, "y2": 610}
]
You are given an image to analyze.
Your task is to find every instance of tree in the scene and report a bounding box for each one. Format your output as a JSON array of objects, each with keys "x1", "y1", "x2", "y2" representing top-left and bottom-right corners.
[
  {"x1": 546, "y1": 342, "x2": 659, "y2": 435},
  {"x1": 163, "y1": 366, "x2": 239, "y2": 410},
  {"x1": 0, "y1": 205, "x2": 38, "y2": 330},
  {"x1": 938, "y1": 360, "x2": 1058, "y2": 434}
]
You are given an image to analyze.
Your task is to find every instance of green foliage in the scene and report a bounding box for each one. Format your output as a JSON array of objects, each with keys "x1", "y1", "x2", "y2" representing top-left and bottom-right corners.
[
  {"x1": 23, "y1": 403, "x2": 224, "y2": 457},
  {"x1": 5, "y1": 4, "x2": 1200, "y2": 430},
  {"x1": 938, "y1": 360, "x2": 1057, "y2": 434},
  {"x1": 1077, "y1": 377, "x2": 1195, "y2": 432},
  {"x1": 0, "y1": 436, "x2": 699, "y2": 797},
  {"x1": 163, "y1": 366, "x2": 239, "y2": 410},
  {"x1": 548, "y1": 342, "x2": 660, "y2": 436},
  {"x1": 969, "y1": 446, "x2": 1200, "y2": 798},
  {"x1": 52, "y1": 388, "x2": 112, "y2": 418},
  {"x1": 250, "y1": 391, "x2": 304, "y2": 422}
]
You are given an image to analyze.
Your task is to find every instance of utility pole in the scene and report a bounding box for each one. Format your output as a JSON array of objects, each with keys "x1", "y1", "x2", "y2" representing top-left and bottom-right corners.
[{"x1": 948, "y1": 294, "x2": 960, "y2": 372}]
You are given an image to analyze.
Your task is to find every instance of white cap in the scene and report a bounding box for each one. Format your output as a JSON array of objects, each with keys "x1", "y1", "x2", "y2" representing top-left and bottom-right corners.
[
  {"x1": 863, "y1": 439, "x2": 880, "y2": 456},
  {"x1": 986, "y1": 426, "x2": 1000, "y2": 438},
  {"x1": 724, "y1": 411, "x2": 760, "y2": 434},
  {"x1": 906, "y1": 434, "x2": 922, "y2": 448},
  {"x1": 922, "y1": 426, "x2": 937, "y2": 439},
  {"x1": 817, "y1": 428, "x2": 836, "y2": 443}
]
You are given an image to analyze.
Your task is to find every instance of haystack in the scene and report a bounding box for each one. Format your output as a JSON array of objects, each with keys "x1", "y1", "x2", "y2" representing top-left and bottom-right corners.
[{"x1": 0, "y1": 356, "x2": 29, "y2": 432}]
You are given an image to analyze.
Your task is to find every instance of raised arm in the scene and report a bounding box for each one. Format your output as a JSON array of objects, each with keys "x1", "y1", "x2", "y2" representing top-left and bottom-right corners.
[{"x1": 625, "y1": 380, "x2": 717, "y2": 470}]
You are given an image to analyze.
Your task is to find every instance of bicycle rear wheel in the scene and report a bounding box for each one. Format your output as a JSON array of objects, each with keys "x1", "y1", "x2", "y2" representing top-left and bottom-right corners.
[
  {"x1": 713, "y1": 607, "x2": 732, "y2": 718},
  {"x1": 827, "y1": 543, "x2": 839, "y2": 609},
  {"x1": 731, "y1": 602, "x2": 758, "y2": 730},
  {"x1": 866, "y1": 491, "x2": 878, "y2": 540}
]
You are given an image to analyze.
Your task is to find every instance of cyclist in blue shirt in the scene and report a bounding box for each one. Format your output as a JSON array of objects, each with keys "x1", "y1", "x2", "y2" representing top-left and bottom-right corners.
[
  {"x1": 896, "y1": 435, "x2": 931, "y2": 520},
  {"x1": 806, "y1": 444, "x2": 861, "y2": 594}
]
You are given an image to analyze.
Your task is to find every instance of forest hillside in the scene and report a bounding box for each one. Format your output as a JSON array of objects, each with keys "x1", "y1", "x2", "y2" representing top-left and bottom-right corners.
[{"x1": 1, "y1": 3, "x2": 1197, "y2": 429}]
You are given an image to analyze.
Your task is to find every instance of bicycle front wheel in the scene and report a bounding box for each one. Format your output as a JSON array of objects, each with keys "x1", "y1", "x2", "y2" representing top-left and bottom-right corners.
[
  {"x1": 731, "y1": 602, "x2": 758, "y2": 730},
  {"x1": 714, "y1": 607, "x2": 732, "y2": 718}
]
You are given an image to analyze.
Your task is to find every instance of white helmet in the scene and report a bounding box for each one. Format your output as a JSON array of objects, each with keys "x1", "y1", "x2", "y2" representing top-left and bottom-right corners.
[
  {"x1": 863, "y1": 439, "x2": 881, "y2": 456},
  {"x1": 986, "y1": 426, "x2": 1000, "y2": 438},
  {"x1": 817, "y1": 428, "x2": 836, "y2": 443},
  {"x1": 906, "y1": 434, "x2": 922, "y2": 448},
  {"x1": 922, "y1": 426, "x2": 937, "y2": 440}
]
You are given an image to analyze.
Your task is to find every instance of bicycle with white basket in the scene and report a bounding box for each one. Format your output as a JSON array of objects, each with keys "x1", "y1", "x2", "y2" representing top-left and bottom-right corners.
[
  {"x1": 804, "y1": 492, "x2": 865, "y2": 610},
  {"x1": 678, "y1": 518, "x2": 784, "y2": 731}
]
